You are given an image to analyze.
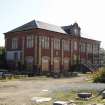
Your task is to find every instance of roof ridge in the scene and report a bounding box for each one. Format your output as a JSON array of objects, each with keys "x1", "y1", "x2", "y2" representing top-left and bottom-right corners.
[
  {"x1": 7, "y1": 20, "x2": 66, "y2": 34},
  {"x1": 7, "y1": 20, "x2": 37, "y2": 33}
]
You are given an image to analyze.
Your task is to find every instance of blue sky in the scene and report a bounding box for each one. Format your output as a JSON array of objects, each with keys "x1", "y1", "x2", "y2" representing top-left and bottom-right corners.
[{"x1": 0, "y1": 0, "x2": 105, "y2": 48}]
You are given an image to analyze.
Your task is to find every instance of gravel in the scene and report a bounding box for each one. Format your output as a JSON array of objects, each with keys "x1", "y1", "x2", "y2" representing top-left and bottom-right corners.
[{"x1": 51, "y1": 83, "x2": 105, "y2": 92}]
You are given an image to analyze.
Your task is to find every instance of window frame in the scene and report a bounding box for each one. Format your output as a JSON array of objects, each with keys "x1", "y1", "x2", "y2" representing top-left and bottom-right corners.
[
  {"x1": 26, "y1": 35, "x2": 34, "y2": 48},
  {"x1": 54, "y1": 38, "x2": 60, "y2": 50},
  {"x1": 12, "y1": 37, "x2": 18, "y2": 49}
]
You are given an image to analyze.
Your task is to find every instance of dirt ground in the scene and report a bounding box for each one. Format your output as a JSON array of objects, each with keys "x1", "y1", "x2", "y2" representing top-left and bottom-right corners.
[{"x1": 0, "y1": 75, "x2": 104, "y2": 105}]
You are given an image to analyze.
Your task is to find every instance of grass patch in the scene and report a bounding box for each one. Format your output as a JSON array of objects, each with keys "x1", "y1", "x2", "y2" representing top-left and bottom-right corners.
[
  {"x1": 92, "y1": 67, "x2": 105, "y2": 83},
  {"x1": 0, "y1": 75, "x2": 51, "y2": 82},
  {"x1": 36, "y1": 90, "x2": 105, "y2": 105},
  {"x1": 52, "y1": 90, "x2": 104, "y2": 105}
]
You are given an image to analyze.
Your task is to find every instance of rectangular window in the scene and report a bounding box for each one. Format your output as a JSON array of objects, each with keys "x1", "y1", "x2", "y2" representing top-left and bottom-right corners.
[
  {"x1": 87, "y1": 44, "x2": 89, "y2": 53},
  {"x1": 90, "y1": 44, "x2": 92, "y2": 53},
  {"x1": 73, "y1": 54, "x2": 77, "y2": 64},
  {"x1": 54, "y1": 39, "x2": 60, "y2": 50},
  {"x1": 93, "y1": 44, "x2": 99, "y2": 54},
  {"x1": 42, "y1": 36, "x2": 45, "y2": 48},
  {"x1": 14, "y1": 52, "x2": 18, "y2": 60},
  {"x1": 80, "y1": 42, "x2": 86, "y2": 53},
  {"x1": 26, "y1": 35, "x2": 33, "y2": 48},
  {"x1": 63, "y1": 40, "x2": 70, "y2": 51},
  {"x1": 41, "y1": 36, "x2": 49, "y2": 49},
  {"x1": 87, "y1": 43, "x2": 92, "y2": 53},
  {"x1": 45, "y1": 37, "x2": 49, "y2": 48},
  {"x1": 74, "y1": 41, "x2": 77, "y2": 50},
  {"x1": 5, "y1": 38, "x2": 7, "y2": 49},
  {"x1": 12, "y1": 38, "x2": 18, "y2": 49}
]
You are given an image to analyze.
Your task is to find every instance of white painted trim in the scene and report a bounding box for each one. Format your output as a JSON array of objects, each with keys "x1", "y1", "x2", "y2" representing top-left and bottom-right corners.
[{"x1": 6, "y1": 50, "x2": 21, "y2": 61}]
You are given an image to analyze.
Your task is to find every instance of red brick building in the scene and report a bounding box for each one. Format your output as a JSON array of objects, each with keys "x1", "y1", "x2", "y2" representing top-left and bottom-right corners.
[{"x1": 4, "y1": 20, "x2": 100, "y2": 75}]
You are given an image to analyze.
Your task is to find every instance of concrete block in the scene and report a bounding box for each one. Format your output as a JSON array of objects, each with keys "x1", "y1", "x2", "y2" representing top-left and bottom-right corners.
[
  {"x1": 53, "y1": 101, "x2": 69, "y2": 105},
  {"x1": 102, "y1": 90, "x2": 105, "y2": 99}
]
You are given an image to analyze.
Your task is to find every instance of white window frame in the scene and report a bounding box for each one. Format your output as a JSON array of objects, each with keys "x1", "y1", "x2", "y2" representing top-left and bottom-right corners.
[
  {"x1": 41, "y1": 36, "x2": 49, "y2": 49},
  {"x1": 26, "y1": 35, "x2": 33, "y2": 48},
  {"x1": 63, "y1": 40, "x2": 70, "y2": 51},
  {"x1": 54, "y1": 39, "x2": 60, "y2": 50},
  {"x1": 12, "y1": 37, "x2": 18, "y2": 49}
]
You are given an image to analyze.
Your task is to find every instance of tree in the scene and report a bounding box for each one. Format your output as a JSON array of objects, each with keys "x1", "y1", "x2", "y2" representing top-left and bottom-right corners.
[
  {"x1": 99, "y1": 48, "x2": 105, "y2": 66},
  {"x1": 0, "y1": 47, "x2": 6, "y2": 68}
]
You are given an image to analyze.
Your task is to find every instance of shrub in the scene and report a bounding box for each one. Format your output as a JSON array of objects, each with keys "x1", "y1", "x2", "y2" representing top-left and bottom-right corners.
[
  {"x1": 0, "y1": 47, "x2": 6, "y2": 69},
  {"x1": 92, "y1": 67, "x2": 105, "y2": 83}
]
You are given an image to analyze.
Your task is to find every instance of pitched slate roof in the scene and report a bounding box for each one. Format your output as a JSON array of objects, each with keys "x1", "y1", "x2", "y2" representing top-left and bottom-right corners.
[
  {"x1": 61, "y1": 25, "x2": 73, "y2": 34},
  {"x1": 8, "y1": 20, "x2": 66, "y2": 34}
]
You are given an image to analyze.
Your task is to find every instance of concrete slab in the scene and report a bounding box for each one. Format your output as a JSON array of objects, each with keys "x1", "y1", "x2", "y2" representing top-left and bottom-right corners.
[{"x1": 31, "y1": 97, "x2": 52, "y2": 103}]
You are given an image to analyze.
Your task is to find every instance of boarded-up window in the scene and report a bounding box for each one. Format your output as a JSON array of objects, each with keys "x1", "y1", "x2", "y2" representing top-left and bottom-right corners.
[
  {"x1": 73, "y1": 54, "x2": 77, "y2": 64},
  {"x1": 42, "y1": 57, "x2": 49, "y2": 71},
  {"x1": 54, "y1": 57, "x2": 60, "y2": 73},
  {"x1": 64, "y1": 58, "x2": 69, "y2": 70},
  {"x1": 26, "y1": 56, "x2": 33, "y2": 70}
]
